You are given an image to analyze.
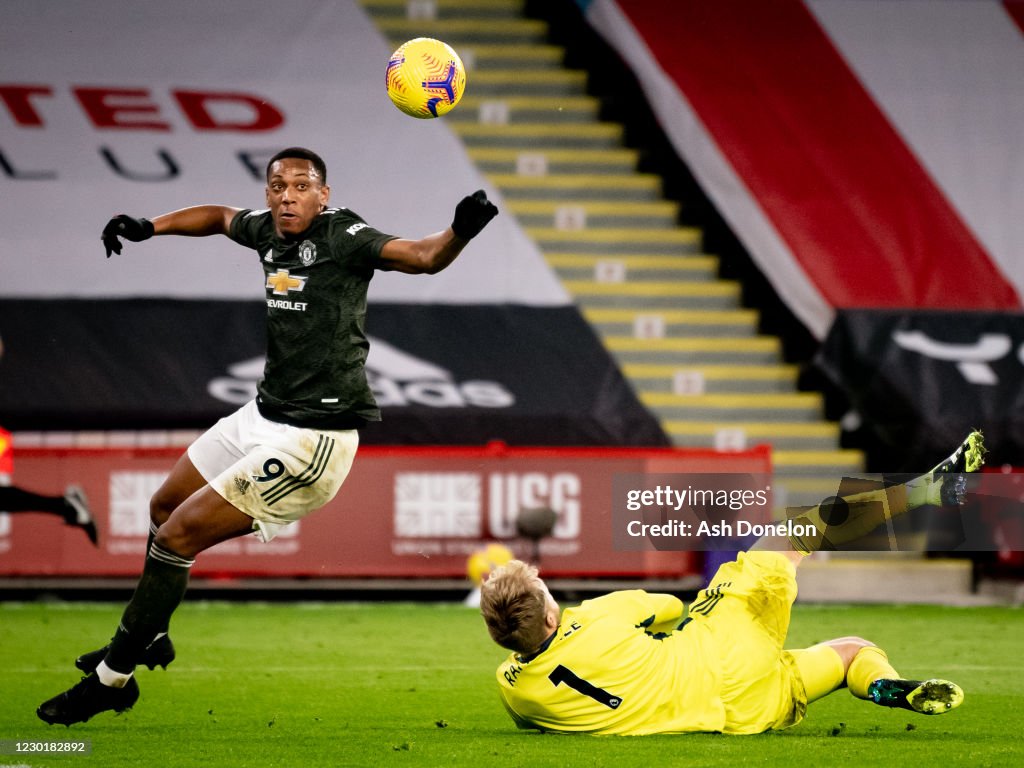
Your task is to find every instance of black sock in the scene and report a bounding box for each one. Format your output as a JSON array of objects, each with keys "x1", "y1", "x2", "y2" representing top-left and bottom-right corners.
[
  {"x1": 0, "y1": 485, "x2": 65, "y2": 515},
  {"x1": 146, "y1": 522, "x2": 171, "y2": 637},
  {"x1": 104, "y1": 542, "x2": 193, "y2": 674}
]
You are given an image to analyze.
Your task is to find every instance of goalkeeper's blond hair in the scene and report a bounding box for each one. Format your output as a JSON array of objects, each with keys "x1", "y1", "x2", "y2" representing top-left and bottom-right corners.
[{"x1": 479, "y1": 560, "x2": 551, "y2": 654}]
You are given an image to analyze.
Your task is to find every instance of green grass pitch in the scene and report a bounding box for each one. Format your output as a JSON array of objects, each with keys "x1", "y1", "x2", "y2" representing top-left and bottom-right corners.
[{"x1": 1, "y1": 599, "x2": 1021, "y2": 767}]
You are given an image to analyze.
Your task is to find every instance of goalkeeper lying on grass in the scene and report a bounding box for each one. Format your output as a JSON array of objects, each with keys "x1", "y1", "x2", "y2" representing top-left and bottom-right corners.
[{"x1": 480, "y1": 431, "x2": 984, "y2": 735}]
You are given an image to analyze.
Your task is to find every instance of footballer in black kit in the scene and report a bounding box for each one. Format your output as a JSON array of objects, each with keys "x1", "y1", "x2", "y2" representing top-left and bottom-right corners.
[
  {"x1": 37, "y1": 146, "x2": 498, "y2": 726},
  {"x1": 230, "y1": 205, "x2": 392, "y2": 429}
]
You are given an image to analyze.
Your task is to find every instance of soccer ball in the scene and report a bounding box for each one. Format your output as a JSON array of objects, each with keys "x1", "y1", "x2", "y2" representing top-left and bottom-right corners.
[
  {"x1": 386, "y1": 37, "x2": 466, "y2": 119},
  {"x1": 466, "y1": 543, "x2": 514, "y2": 586}
]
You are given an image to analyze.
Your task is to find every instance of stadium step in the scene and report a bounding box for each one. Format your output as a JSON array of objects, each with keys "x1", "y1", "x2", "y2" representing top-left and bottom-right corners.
[
  {"x1": 469, "y1": 69, "x2": 589, "y2": 96},
  {"x1": 373, "y1": 17, "x2": 549, "y2": 45},
  {"x1": 663, "y1": 420, "x2": 840, "y2": 451},
  {"x1": 450, "y1": 95, "x2": 601, "y2": 123},
  {"x1": 532, "y1": 233, "x2": 700, "y2": 260},
  {"x1": 554, "y1": 255, "x2": 718, "y2": 282},
  {"x1": 460, "y1": 43, "x2": 566, "y2": 70},
  {"x1": 451, "y1": 122, "x2": 623, "y2": 149},
  {"x1": 585, "y1": 308, "x2": 755, "y2": 337},
  {"x1": 622, "y1": 363, "x2": 796, "y2": 392},
  {"x1": 640, "y1": 392, "x2": 824, "y2": 422},
  {"x1": 605, "y1": 336, "x2": 782, "y2": 365},
  {"x1": 361, "y1": 0, "x2": 867, "y2": 476},
  {"x1": 487, "y1": 173, "x2": 662, "y2": 201},
  {"x1": 528, "y1": 228, "x2": 702, "y2": 255},
  {"x1": 795, "y1": 559, "x2": 973, "y2": 604},
  {"x1": 466, "y1": 147, "x2": 640, "y2": 175},
  {"x1": 563, "y1": 280, "x2": 740, "y2": 309},
  {"x1": 362, "y1": 0, "x2": 526, "y2": 20},
  {"x1": 772, "y1": 450, "x2": 866, "y2": 476},
  {"x1": 509, "y1": 200, "x2": 681, "y2": 228}
]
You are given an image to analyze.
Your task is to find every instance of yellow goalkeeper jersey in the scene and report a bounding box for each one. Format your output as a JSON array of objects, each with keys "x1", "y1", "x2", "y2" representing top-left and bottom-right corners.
[{"x1": 494, "y1": 590, "x2": 726, "y2": 735}]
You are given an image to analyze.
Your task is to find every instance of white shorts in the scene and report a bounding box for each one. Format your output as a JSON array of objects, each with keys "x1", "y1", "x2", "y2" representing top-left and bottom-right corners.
[{"x1": 187, "y1": 400, "x2": 359, "y2": 542}]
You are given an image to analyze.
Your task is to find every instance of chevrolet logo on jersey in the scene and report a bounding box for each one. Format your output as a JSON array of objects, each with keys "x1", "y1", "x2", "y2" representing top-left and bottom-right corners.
[{"x1": 266, "y1": 269, "x2": 308, "y2": 296}]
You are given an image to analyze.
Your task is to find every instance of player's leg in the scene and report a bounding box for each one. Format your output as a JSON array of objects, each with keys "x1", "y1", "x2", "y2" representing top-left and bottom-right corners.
[
  {"x1": 151, "y1": 449, "x2": 209, "y2": 526},
  {"x1": 39, "y1": 407, "x2": 359, "y2": 725},
  {"x1": 749, "y1": 534, "x2": 806, "y2": 566},
  {"x1": 793, "y1": 635, "x2": 963, "y2": 715},
  {"x1": 86, "y1": 413, "x2": 359, "y2": 680},
  {"x1": 100, "y1": 487, "x2": 253, "y2": 675},
  {"x1": 37, "y1": 488, "x2": 254, "y2": 726},
  {"x1": 63, "y1": 486, "x2": 99, "y2": 546},
  {"x1": 73, "y1": 452, "x2": 209, "y2": 674},
  {"x1": 845, "y1": 640, "x2": 964, "y2": 715},
  {"x1": 788, "y1": 430, "x2": 985, "y2": 553},
  {"x1": 0, "y1": 484, "x2": 98, "y2": 545},
  {"x1": 745, "y1": 429, "x2": 982, "y2": 560},
  {"x1": 0, "y1": 484, "x2": 68, "y2": 515},
  {"x1": 691, "y1": 549, "x2": 806, "y2": 733},
  {"x1": 134, "y1": 453, "x2": 211, "y2": 659},
  {"x1": 790, "y1": 636, "x2": 872, "y2": 704}
]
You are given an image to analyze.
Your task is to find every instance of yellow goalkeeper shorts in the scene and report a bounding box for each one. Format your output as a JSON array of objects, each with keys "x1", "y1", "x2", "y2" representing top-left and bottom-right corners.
[{"x1": 687, "y1": 550, "x2": 808, "y2": 734}]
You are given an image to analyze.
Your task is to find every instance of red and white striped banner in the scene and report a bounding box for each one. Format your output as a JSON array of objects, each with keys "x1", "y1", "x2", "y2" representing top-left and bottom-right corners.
[{"x1": 585, "y1": 0, "x2": 1024, "y2": 337}]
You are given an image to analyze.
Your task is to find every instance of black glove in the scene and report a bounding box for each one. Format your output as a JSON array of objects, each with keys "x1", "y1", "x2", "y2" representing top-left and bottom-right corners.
[
  {"x1": 102, "y1": 214, "x2": 154, "y2": 257},
  {"x1": 451, "y1": 190, "x2": 498, "y2": 240}
]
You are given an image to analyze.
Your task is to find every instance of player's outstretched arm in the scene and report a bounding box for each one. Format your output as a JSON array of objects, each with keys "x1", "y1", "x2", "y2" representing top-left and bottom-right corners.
[
  {"x1": 378, "y1": 190, "x2": 498, "y2": 274},
  {"x1": 101, "y1": 205, "x2": 241, "y2": 257}
]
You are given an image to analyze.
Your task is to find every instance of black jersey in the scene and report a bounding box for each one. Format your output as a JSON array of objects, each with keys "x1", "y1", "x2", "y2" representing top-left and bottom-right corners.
[{"x1": 229, "y1": 206, "x2": 396, "y2": 429}]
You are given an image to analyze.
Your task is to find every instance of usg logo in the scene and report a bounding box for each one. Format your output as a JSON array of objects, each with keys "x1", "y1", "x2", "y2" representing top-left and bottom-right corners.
[
  {"x1": 488, "y1": 472, "x2": 581, "y2": 539},
  {"x1": 207, "y1": 337, "x2": 514, "y2": 408}
]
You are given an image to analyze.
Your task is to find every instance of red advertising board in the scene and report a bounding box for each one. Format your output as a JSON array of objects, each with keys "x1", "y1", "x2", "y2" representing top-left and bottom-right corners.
[{"x1": 0, "y1": 443, "x2": 771, "y2": 580}]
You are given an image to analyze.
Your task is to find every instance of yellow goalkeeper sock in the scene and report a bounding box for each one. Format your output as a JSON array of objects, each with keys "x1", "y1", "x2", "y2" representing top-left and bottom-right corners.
[{"x1": 847, "y1": 646, "x2": 900, "y2": 699}]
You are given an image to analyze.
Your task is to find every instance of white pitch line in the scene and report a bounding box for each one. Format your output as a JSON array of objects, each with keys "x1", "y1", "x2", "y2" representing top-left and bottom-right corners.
[{"x1": 12, "y1": 665, "x2": 490, "y2": 675}]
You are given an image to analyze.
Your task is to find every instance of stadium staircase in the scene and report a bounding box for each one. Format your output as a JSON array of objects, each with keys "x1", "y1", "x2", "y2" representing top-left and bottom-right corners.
[{"x1": 359, "y1": 0, "x2": 865, "y2": 510}]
